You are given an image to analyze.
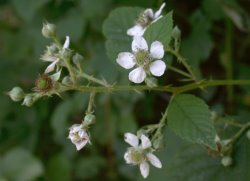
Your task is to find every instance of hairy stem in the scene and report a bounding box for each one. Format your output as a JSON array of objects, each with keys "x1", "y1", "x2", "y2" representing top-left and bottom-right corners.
[{"x1": 61, "y1": 79, "x2": 250, "y2": 94}]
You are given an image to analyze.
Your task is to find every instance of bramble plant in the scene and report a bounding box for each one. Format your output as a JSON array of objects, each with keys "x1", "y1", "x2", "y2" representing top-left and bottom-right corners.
[{"x1": 7, "y1": 2, "x2": 250, "y2": 179}]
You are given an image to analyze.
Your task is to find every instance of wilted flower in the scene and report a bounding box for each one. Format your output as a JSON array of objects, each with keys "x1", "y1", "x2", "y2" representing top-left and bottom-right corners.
[
  {"x1": 116, "y1": 36, "x2": 166, "y2": 83},
  {"x1": 68, "y1": 124, "x2": 90, "y2": 151},
  {"x1": 42, "y1": 36, "x2": 70, "y2": 74},
  {"x1": 124, "y1": 133, "x2": 162, "y2": 178},
  {"x1": 127, "y1": 3, "x2": 166, "y2": 37}
]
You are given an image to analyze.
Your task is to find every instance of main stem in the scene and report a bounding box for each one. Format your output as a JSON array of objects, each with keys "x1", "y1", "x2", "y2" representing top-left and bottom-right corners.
[{"x1": 62, "y1": 80, "x2": 250, "y2": 94}]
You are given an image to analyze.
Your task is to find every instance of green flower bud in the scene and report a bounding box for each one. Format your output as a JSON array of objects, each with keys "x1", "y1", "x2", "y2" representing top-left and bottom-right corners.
[
  {"x1": 22, "y1": 95, "x2": 34, "y2": 107},
  {"x1": 153, "y1": 135, "x2": 163, "y2": 150},
  {"x1": 145, "y1": 77, "x2": 158, "y2": 87},
  {"x1": 84, "y1": 114, "x2": 96, "y2": 126},
  {"x1": 221, "y1": 156, "x2": 232, "y2": 167},
  {"x1": 62, "y1": 76, "x2": 73, "y2": 85},
  {"x1": 47, "y1": 44, "x2": 58, "y2": 55},
  {"x1": 246, "y1": 129, "x2": 250, "y2": 140},
  {"x1": 172, "y1": 26, "x2": 181, "y2": 39},
  {"x1": 73, "y1": 53, "x2": 84, "y2": 65},
  {"x1": 61, "y1": 49, "x2": 72, "y2": 60},
  {"x1": 42, "y1": 22, "x2": 56, "y2": 38},
  {"x1": 8, "y1": 87, "x2": 25, "y2": 102}
]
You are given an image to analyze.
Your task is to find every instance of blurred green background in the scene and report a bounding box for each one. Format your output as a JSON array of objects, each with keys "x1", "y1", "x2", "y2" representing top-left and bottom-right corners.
[{"x1": 0, "y1": 0, "x2": 250, "y2": 180}]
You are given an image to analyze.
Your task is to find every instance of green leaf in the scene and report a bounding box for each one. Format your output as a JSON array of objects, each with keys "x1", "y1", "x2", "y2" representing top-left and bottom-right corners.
[
  {"x1": 144, "y1": 11, "x2": 173, "y2": 47},
  {"x1": 167, "y1": 94, "x2": 217, "y2": 149},
  {"x1": 165, "y1": 137, "x2": 250, "y2": 181},
  {"x1": 103, "y1": 7, "x2": 143, "y2": 61},
  {"x1": 0, "y1": 148, "x2": 43, "y2": 181}
]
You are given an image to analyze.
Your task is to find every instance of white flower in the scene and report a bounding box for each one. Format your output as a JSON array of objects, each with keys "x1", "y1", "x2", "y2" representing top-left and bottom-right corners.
[
  {"x1": 127, "y1": 3, "x2": 166, "y2": 37},
  {"x1": 124, "y1": 133, "x2": 162, "y2": 178},
  {"x1": 68, "y1": 124, "x2": 90, "y2": 151},
  {"x1": 43, "y1": 36, "x2": 70, "y2": 74},
  {"x1": 116, "y1": 36, "x2": 166, "y2": 83}
]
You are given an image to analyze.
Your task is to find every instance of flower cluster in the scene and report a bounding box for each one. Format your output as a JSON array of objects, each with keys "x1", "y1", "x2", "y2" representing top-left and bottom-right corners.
[
  {"x1": 117, "y1": 36, "x2": 166, "y2": 84},
  {"x1": 124, "y1": 133, "x2": 162, "y2": 178}
]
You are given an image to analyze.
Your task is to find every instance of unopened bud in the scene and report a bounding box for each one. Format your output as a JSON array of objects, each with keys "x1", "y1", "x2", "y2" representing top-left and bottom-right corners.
[
  {"x1": 47, "y1": 44, "x2": 58, "y2": 54},
  {"x1": 42, "y1": 22, "x2": 56, "y2": 38},
  {"x1": 61, "y1": 49, "x2": 72, "y2": 60},
  {"x1": 172, "y1": 26, "x2": 181, "y2": 39},
  {"x1": 153, "y1": 135, "x2": 164, "y2": 150},
  {"x1": 221, "y1": 156, "x2": 232, "y2": 167},
  {"x1": 62, "y1": 76, "x2": 73, "y2": 85},
  {"x1": 22, "y1": 95, "x2": 34, "y2": 107},
  {"x1": 246, "y1": 129, "x2": 250, "y2": 140},
  {"x1": 8, "y1": 87, "x2": 25, "y2": 102},
  {"x1": 145, "y1": 77, "x2": 158, "y2": 87},
  {"x1": 73, "y1": 53, "x2": 84, "y2": 65},
  {"x1": 84, "y1": 114, "x2": 96, "y2": 126}
]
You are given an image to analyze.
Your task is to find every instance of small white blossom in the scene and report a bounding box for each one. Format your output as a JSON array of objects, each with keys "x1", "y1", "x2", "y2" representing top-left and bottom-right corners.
[
  {"x1": 68, "y1": 124, "x2": 90, "y2": 151},
  {"x1": 42, "y1": 36, "x2": 70, "y2": 74},
  {"x1": 124, "y1": 133, "x2": 162, "y2": 178},
  {"x1": 127, "y1": 3, "x2": 166, "y2": 37},
  {"x1": 116, "y1": 36, "x2": 166, "y2": 83}
]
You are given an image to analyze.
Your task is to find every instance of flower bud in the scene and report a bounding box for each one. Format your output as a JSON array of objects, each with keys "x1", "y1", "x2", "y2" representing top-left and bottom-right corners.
[
  {"x1": 246, "y1": 129, "x2": 250, "y2": 140},
  {"x1": 83, "y1": 114, "x2": 96, "y2": 126},
  {"x1": 172, "y1": 26, "x2": 181, "y2": 39},
  {"x1": 153, "y1": 135, "x2": 163, "y2": 150},
  {"x1": 221, "y1": 156, "x2": 232, "y2": 167},
  {"x1": 42, "y1": 22, "x2": 56, "y2": 38},
  {"x1": 22, "y1": 95, "x2": 34, "y2": 107},
  {"x1": 73, "y1": 53, "x2": 84, "y2": 65},
  {"x1": 62, "y1": 76, "x2": 73, "y2": 85},
  {"x1": 61, "y1": 49, "x2": 72, "y2": 60},
  {"x1": 8, "y1": 87, "x2": 25, "y2": 102},
  {"x1": 47, "y1": 44, "x2": 58, "y2": 55},
  {"x1": 145, "y1": 77, "x2": 158, "y2": 87}
]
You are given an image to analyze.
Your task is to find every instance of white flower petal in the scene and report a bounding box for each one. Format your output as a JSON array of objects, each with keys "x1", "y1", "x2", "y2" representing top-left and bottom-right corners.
[
  {"x1": 75, "y1": 140, "x2": 88, "y2": 151},
  {"x1": 124, "y1": 151, "x2": 132, "y2": 164},
  {"x1": 150, "y1": 41, "x2": 164, "y2": 59},
  {"x1": 63, "y1": 36, "x2": 70, "y2": 49},
  {"x1": 144, "y1": 9, "x2": 154, "y2": 19},
  {"x1": 140, "y1": 162, "x2": 150, "y2": 178},
  {"x1": 132, "y1": 36, "x2": 148, "y2": 53},
  {"x1": 128, "y1": 67, "x2": 146, "y2": 84},
  {"x1": 69, "y1": 124, "x2": 82, "y2": 133},
  {"x1": 127, "y1": 25, "x2": 145, "y2": 37},
  {"x1": 147, "y1": 153, "x2": 162, "y2": 168},
  {"x1": 141, "y1": 134, "x2": 152, "y2": 149},
  {"x1": 124, "y1": 133, "x2": 139, "y2": 147},
  {"x1": 149, "y1": 60, "x2": 166, "y2": 77},
  {"x1": 152, "y1": 15, "x2": 163, "y2": 24},
  {"x1": 154, "y1": 3, "x2": 166, "y2": 19},
  {"x1": 116, "y1": 52, "x2": 135, "y2": 69},
  {"x1": 44, "y1": 59, "x2": 59, "y2": 73}
]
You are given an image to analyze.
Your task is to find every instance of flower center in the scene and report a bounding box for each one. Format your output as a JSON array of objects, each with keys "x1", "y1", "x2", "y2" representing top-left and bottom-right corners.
[
  {"x1": 130, "y1": 148, "x2": 145, "y2": 164},
  {"x1": 35, "y1": 74, "x2": 53, "y2": 92},
  {"x1": 134, "y1": 50, "x2": 151, "y2": 67}
]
